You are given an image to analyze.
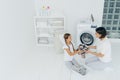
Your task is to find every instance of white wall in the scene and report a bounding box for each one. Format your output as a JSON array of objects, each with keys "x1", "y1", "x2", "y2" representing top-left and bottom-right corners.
[
  {"x1": 0, "y1": 0, "x2": 35, "y2": 79},
  {"x1": 63, "y1": 0, "x2": 104, "y2": 42},
  {"x1": 35, "y1": 0, "x2": 104, "y2": 42},
  {"x1": 0, "y1": 0, "x2": 35, "y2": 55}
]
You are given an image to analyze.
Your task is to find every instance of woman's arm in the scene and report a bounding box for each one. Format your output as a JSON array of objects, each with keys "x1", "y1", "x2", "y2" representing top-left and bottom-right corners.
[
  {"x1": 86, "y1": 50, "x2": 104, "y2": 57},
  {"x1": 90, "y1": 52, "x2": 104, "y2": 57}
]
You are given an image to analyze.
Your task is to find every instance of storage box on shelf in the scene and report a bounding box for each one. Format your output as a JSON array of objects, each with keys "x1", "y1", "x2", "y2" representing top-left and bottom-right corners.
[{"x1": 34, "y1": 16, "x2": 65, "y2": 46}]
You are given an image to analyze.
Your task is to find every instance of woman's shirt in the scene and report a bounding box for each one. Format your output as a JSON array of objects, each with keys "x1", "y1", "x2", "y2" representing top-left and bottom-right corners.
[
  {"x1": 63, "y1": 43, "x2": 74, "y2": 61},
  {"x1": 96, "y1": 37, "x2": 112, "y2": 63}
]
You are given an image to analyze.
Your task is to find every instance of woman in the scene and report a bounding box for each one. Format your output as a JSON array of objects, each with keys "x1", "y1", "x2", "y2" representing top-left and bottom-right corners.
[{"x1": 85, "y1": 27, "x2": 112, "y2": 70}]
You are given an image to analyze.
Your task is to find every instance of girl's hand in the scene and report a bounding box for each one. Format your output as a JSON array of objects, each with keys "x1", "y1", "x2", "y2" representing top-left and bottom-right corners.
[
  {"x1": 77, "y1": 50, "x2": 84, "y2": 54},
  {"x1": 88, "y1": 46, "x2": 96, "y2": 49}
]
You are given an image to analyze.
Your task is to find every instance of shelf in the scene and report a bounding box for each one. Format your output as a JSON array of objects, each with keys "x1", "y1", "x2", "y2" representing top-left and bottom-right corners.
[
  {"x1": 34, "y1": 15, "x2": 65, "y2": 18},
  {"x1": 34, "y1": 16, "x2": 65, "y2": 46},
  {"x1": 36, "y1": 43, "x2": 54, "y2": 47},
  {"x1": 36, "y1": 22, "x2": 48, "y2": 28},
  {"x1": 36, "y1": 33, "x2": 53, "y2": 37}
]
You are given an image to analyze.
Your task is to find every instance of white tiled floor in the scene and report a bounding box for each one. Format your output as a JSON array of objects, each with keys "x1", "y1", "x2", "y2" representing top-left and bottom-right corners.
[{"x1": 0, "y1": 42, "x2": 120, "y2": 80}]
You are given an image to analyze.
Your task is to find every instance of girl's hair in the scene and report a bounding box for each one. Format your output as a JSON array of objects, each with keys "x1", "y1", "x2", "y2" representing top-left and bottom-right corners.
[
  {"x1": 96, "y1": 27, "x2": 107, "y2": 39},
  {"x1": 64, "y1": 33, "x2": 74, "y2": 50},
  {"x1": 64, "y1": 33, "x2": 71, "y2": 42}
]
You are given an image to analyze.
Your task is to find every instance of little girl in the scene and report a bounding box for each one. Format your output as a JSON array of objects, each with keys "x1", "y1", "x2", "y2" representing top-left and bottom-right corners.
[{"x1": 63, "y1": 33, "x2": 86, "y2": 75}]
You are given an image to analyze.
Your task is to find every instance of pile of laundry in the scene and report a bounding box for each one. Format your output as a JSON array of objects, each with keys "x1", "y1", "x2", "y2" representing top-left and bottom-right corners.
[{"x1": 77, "y1": 44, "x2": 89, "y2": 58}]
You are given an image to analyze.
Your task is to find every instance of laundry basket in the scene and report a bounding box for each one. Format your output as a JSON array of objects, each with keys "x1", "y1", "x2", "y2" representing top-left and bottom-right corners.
[{"x1": 54, "y1": 31, "x2": 65, "y2": 54}]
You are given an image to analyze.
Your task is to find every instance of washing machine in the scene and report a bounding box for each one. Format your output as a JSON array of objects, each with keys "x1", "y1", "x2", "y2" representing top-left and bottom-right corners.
[{"x1": 77, "y1": 24, "x2": 97, "y2": 46}]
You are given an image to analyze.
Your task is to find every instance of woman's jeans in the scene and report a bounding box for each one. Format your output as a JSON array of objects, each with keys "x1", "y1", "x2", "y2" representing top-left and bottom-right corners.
[{"x1": 85, "y1": 56, "x2": 112, "y2": 70}]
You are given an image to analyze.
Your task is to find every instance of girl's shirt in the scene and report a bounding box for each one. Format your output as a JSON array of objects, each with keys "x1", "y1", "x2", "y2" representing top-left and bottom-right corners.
[{"x1": 63, "y1": 43, "x2": 74, "y2": 61}]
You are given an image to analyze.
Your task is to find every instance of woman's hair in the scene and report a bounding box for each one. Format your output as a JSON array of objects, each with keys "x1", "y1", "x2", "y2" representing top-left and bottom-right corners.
[{"x1": 96, "y1": 27, "x2": 107, "y2": 38}]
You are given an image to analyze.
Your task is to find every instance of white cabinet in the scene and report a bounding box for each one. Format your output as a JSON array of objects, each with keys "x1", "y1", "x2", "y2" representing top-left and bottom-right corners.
[{"x1": 34, "y1": 16, "x2": 65, "y2": 46}]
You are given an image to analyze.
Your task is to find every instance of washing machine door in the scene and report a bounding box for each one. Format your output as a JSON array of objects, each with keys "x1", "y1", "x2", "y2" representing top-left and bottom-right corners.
[{"x1": 80, "y1": 32, "x2": 94, "y2": 46}]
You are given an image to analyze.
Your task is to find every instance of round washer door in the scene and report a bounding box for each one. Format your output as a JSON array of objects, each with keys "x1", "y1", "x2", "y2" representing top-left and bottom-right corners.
[{"x1": 80, "y1": 32, "x2": 94, "y2": 46}]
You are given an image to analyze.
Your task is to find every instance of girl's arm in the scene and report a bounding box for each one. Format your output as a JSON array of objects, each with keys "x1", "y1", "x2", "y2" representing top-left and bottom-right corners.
[
  {"x1": 88, "y1": 46, "x2": 96, "y2": 49},
  {"x1": 64, "y1": 48, "x2": 82, "y2": 56}
]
